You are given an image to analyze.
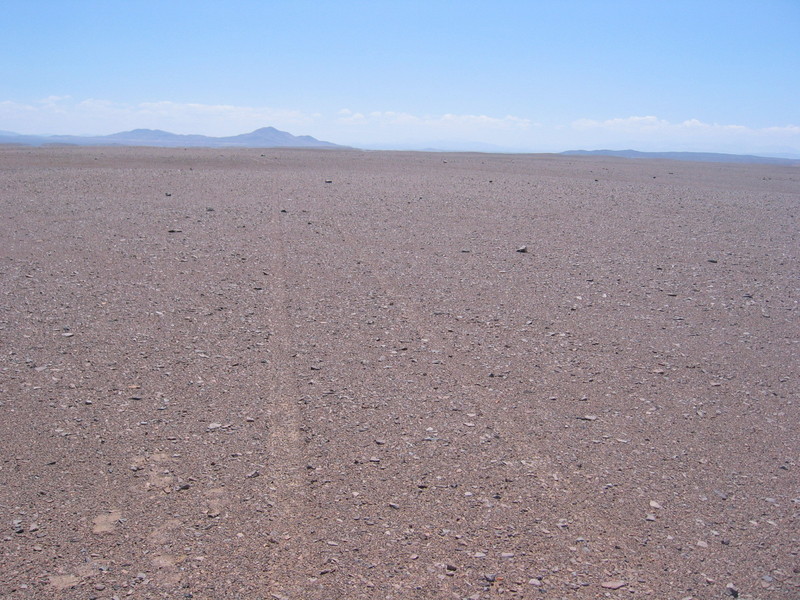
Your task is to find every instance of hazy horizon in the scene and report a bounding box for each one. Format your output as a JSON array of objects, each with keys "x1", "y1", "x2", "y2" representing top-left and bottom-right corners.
[
  {"x1": 2, "y1": 1, "x2": 798, "y2": 155},
  {"x1": 4, "y1": 126, "x2": 800, "y2": 160}
]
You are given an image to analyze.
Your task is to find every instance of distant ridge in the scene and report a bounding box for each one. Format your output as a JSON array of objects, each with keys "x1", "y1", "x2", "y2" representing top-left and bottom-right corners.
[
  {"x1": 562, "y1": 149, "x2": 799, "y2": 166},
  {"x1": 0, "y1": 126, "x2": 344, "y2": 149}
]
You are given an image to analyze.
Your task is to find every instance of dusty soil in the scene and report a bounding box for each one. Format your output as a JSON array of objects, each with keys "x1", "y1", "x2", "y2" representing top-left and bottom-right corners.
[{"x1": 0, "y1": 146, "x2": 797, "y2": 599}]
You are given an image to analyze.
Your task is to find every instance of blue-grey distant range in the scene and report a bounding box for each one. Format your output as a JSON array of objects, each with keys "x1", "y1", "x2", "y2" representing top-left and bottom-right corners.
[
  {"x1": 0, "y1": 126, "x2": 345, "y2": 149},
  {"x1": 562, "y1": 148, "x2": 800, "y2": 166}
]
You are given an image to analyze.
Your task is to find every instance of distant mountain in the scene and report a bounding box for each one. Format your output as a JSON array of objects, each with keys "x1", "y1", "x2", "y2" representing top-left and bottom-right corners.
[
  {"x1": 562, "y1": 149, "x2": 800, "y2": 166},
  {"x1": 0, "y1": 127, "x2": 344, "y2": 149}
]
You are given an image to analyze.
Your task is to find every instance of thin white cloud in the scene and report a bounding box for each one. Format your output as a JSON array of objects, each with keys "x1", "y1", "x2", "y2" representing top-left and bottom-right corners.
[
  {"x1": 0, "y1": 98, "x2": 320, "y2": 136},
  {"x1": 572, "y1": 115, "x2": 798, "y2": 136},
  {"x1": 337, "y1": 109, "x2": 534, "y2": 130},
  {"x1": 567, "y1": 116, "x2": 800, "y2": 153}
]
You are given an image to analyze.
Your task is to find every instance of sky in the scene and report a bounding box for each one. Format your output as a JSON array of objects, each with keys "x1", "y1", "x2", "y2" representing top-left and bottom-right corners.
[{"x1": 1, "y1": 1, "x2": 799, "y2": 154}]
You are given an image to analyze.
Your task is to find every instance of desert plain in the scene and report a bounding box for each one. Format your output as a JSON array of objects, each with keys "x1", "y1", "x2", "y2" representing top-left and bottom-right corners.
[{"x1": 0, "y1": 146, "x2": 798, "y2": 599}]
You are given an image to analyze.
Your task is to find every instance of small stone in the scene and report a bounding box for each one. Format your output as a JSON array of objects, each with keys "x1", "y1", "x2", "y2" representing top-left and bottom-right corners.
[
  {"x1": 645, "y1": 513, "x2": 657, "y2": 521},
  {"x1": 484, "y1": 574, "x2": 497, "y2": 582},
  {"x1": 207, "y1": 423, "x2": 222, "y2": 431},
  {"x1": 725, "y1": 583, "x2": 739, "y2": 597},
  {"x1": 374, "y1": 439, "x2": 386, "y2": 445},
  {"x1": 246, "y1": 470, "x2": 261, "y2": 479},
  {"x1": 578, "y1": 415, "x2": 597, "y2": 421},
  {"x1": 501, "y1": 552, "x2": 515, "y2": 558},
  {"x1": 649, "y1": 500, "x2": 663, "y2": 509},
  {"x1": 516, "y1": 245, "x2": 528, "y2": 253},
  {"x1": 601, "y1": 580, "x2": 627, "y2": 590},
  {"x1": 62, "y1": 332, "x2": 74, "y2": 337},
  {"x1": 697, "y1": 540, "x2": 708, "y2": 548},
  {"x1": 529, "y1": 578, "x2": 542, "y2": 586},
  {"x1": 388, "y1": 502, "x2": 400, "y2": 510}
]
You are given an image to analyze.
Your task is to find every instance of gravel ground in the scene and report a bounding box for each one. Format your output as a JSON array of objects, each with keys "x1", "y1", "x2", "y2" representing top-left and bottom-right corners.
[{"x1": 1, "y1": 146, "x2": 798, "y2": 599}]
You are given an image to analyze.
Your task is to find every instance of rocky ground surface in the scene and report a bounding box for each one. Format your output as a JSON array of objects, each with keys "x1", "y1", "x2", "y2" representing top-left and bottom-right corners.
[{"x1": 0, "y1": 146, "x2": 797, "y2": 599}]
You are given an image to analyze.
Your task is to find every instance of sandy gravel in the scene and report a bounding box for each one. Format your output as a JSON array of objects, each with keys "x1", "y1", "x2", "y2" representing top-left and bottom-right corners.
[{"x1": 1, "y1": 146, "x2": 798, "y2": 599}]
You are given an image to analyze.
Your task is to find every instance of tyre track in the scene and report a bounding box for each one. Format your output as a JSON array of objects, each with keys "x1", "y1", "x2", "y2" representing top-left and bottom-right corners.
[{"x1": 262, "y1": 203, "x2": 315, "y2": 598}]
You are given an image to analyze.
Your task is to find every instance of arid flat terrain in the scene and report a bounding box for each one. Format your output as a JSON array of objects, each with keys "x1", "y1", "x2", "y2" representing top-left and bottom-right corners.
[{"x1": 1, "y1": 146, "x2": 798, "y2": 599}]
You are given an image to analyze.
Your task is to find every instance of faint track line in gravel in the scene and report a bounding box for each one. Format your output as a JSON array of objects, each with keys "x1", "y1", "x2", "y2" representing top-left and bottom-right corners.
[{"x1": 263, "y1": 204, "x2": 313, "y2": 598}]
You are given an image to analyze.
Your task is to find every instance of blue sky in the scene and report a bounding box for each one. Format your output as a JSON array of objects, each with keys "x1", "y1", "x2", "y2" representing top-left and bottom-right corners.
[{"x1": 2, "y1": 1, "x2": 799, "y2": 154}]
